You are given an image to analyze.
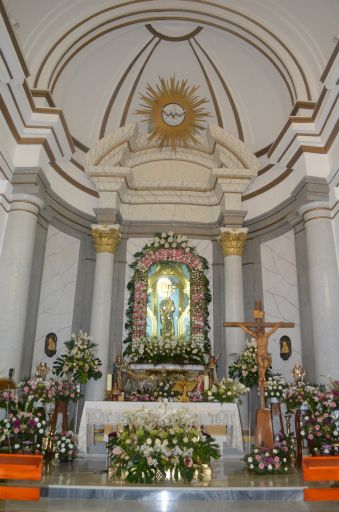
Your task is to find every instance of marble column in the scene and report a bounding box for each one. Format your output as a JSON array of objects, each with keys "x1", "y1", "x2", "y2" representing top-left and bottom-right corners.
[
  {"x1": 298, "y1": 201, "x2": 339, "y2": 382},
  {"x1": 0, "y1": 194, "x2": 44, "y2": 379},
  {"x1": 85, "y1": 225, "x2": 120, "y2": 401},
  {"x1": 218, "y1": 228, "x2": 248, "y2": 369}
]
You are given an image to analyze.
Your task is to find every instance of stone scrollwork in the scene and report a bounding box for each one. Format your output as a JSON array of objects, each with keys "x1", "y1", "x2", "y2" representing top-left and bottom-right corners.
[
  {"x1": 91, "y1": 224, "x2": 121, "y2": 254},
  {"x1": 218, "y1": 228, "x2": 248, "y2": 257}
]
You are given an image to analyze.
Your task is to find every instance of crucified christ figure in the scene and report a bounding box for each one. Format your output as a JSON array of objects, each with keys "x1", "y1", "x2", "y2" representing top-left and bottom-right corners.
[
  {"x1": 237, "y1": 318, "x2": 283, "y2": 410},
  {"x1": 224, "y1": 301, "x2": 294, "y2": 411}
]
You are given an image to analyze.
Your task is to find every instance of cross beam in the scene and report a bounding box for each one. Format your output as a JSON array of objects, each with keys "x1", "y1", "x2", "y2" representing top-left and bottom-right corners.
[
  {"x1": 223, "y1": 301, "x2": 294, "y2": 448},
  {"x1": 224, "y1": 322, "x2": 294, "y2": 328}
]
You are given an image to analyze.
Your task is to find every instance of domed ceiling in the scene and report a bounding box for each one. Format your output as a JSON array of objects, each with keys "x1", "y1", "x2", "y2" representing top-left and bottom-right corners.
[{"x1": 4, "y1": 0, "x2": 338, "y2": 157}]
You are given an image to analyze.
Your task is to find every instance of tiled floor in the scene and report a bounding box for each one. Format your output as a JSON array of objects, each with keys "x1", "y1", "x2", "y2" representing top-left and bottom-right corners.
[{"x1": 0, "y1": 455, "x2": 338, "y2": 512}]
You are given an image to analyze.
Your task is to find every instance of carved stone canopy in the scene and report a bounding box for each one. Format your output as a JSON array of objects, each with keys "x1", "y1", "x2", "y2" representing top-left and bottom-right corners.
[{"x1": 85, "y1": 124, "x2": 259, "y2": 225}]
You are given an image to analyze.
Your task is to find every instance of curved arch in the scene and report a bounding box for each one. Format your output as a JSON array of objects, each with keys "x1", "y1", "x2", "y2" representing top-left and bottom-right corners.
[
  {"x1": 33, "y1": 1, "x2": 310, "y2": 99},
  {"x1": 34, "y1": 7, "x2": 306, "y2": 105},
  {"x1": 145, "y1": 23, "x2": 203, "y2": 41}
]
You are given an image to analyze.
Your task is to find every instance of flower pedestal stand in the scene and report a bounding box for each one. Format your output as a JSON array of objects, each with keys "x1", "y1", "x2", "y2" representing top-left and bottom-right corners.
[
  {"x1": 50, "y1": 400, "x2": 68, "y2": 432},
  {"x1": 303, "y1": 456, "x2": 339, "y2": 501},
  {"x1": 0, "y1": 454, "x2": 43, "y2": 500},
  {"x1": 269, "y1": 399, "x2": 285, "y2": 438},
  {"x1": 255, "y1": 409, "x2": 274, "y2": 449},
  {"x1": 295, "y1": 407, "x2": 308, "y2": 468}
]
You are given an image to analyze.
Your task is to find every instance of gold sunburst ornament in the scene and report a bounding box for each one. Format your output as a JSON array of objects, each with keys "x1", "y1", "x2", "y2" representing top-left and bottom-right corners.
[{"x1": 135, "y1": 75, "x2": 210, "y2": 150}]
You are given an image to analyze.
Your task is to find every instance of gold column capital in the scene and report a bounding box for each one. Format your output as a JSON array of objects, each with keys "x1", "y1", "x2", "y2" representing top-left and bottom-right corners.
[
  {"x1": 91, "y1": 224, "x2": 121, "y2": 254},
  {"x1": 218, "y1": 228, "x2": 248, "y2": 256}
]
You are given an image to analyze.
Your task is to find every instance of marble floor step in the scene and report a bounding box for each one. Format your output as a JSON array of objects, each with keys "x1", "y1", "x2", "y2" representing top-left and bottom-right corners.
[{"x1": 40, "y1": 484, "x2": 304, "y2": 502}]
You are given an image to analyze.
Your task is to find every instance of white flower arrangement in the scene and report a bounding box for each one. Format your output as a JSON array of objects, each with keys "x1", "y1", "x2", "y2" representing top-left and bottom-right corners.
[
  {"x1": 146, "y1": 232, "x2": 191, "y2": 252},
  {"x1": 129, "y1": 334, "x2": 206, "y2": 364},
  {"x1": 228, "y1": 338, "x2": 272, "y2": 388},
  {"x1": 53, "y1": 330, "x2": 102, "y2": 384},
  {"x1": 206, "y1": 378, "x2": 249, "y2": 403},
  {"x1": 50, "y1": 430, "x2": 78, "y2": 462},
  {"x1": 108, "y1": 407, "x2": 220, "y2": 483},
  {"x1": 265, "y1": 374, "x2": 287, "y2": 401}
]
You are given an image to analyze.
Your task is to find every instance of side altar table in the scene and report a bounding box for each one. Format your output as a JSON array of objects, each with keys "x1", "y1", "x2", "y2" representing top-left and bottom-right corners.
[{"x1": 78, "y1": 401, "x2": 244, "y2": 455}]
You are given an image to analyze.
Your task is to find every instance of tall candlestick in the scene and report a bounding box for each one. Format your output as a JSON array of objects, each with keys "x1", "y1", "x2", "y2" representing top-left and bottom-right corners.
[
  {"x1": 203, "y1": 374, "x2": 209, "y2": 391},
  {"x1": 106, "y1": 373, "x2": 112, "y2": 391}
]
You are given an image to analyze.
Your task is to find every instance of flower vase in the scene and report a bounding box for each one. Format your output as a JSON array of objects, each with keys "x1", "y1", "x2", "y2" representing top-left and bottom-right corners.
[{"x1": 269, "y1": 397, "x2": 280, "y2": 404}]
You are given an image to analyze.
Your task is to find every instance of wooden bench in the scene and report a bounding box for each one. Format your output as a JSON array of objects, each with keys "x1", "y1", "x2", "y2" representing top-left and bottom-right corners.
[
  {"x1": 0, "y1": 454, "x2": 43, "y2": 500},
  {"x1": 303, "y1": 455, "x2": 339, "y2": 501}
]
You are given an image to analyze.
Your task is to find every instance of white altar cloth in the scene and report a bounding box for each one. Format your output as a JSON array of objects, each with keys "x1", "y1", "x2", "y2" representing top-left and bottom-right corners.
[{"x1": 78, "y1": 401, "x2": 243, "y2": 454}]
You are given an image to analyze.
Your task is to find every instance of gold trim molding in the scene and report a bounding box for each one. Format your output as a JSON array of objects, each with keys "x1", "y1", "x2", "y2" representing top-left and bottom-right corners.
[
  {"x1": 218, "y1": 229, "x2": 247, "y2": 256},
  {"x1": 91, "y1": 225, "x2": 121, "y2": 254}
]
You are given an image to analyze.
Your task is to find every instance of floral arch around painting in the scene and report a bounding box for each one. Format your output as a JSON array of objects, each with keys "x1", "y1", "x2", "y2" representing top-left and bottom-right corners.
[{"x1": 123, "y1": 232, "x2": 212, "y2": 366}]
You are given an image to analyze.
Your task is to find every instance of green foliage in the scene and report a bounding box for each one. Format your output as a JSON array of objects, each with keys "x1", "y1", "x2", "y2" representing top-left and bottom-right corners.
[
  {"x1": 228, "y1": 339, "x2": 272, "y2": 389},
  {"x1": 53, "y1": 331, "x2": 102, "y2": 384},
  {"x1": 107, "y1": 408, "x2": 220, "y2": 483}
]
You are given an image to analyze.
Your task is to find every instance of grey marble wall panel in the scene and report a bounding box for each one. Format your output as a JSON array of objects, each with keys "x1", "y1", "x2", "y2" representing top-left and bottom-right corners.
[
  {"x1": 21, "y1": 218, "x2": 48, "y2": 378},
  {"x1": 260, "y1": 230, "x2": 302, "y2": 380},
  {"x1": 294, "y1": 226, "x2": 316, "y2": 381},
  {"x1": 32, "y1": 226, "x2": 80, "y2": 370},
  {"x1": 72, "y1": 235, "x2": 96, "y2": 335}
]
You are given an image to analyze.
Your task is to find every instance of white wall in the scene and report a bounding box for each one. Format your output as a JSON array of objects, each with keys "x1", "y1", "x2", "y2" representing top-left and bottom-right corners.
[
  {"x1": 32, "y1": 226, "x2": 80, "y2": 370},
  {"x1": 261, "y1": 230, "x2": 302, "y2": 381}
]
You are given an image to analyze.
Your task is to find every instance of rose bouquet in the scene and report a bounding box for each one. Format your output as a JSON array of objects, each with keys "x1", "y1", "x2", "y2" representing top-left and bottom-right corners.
[
  {"x1": 228, "y1": 339, "x2": 272, "y2": 389},
  {"x1": 0, "y1": 389, "x2": 19, "y2": 414},
  {"x1": 245, "y1": 434, "x2": 294, "y2": 474},
  {"x1": 283, "y1": 382, "x2": 317, "y2": 413},
  {"x1": 52, "y1": 378, "x2": 81, "y2": 402},
  {"x1": 300, "y1": 410, "x2": 339, "y2": 455},
  {"x1": 20, "y1": 377, "x2": 55, "y2": 408},
  {"x1": 107, "y1": 407, "x2": 220, "y2": 483},
  {"x1": 205, "y1": 378, "x2": 249, "y2": 403},
  {"x1": 49, "y1": 431, "x2": 78, "y2": 462},
  {"x1": 264, "y1": 374, "x2": 287, "y2": 402},
  {"x1": 53, "y1": 330, "x2": 102, "y2": 384},
  {"x1": 0, "y1": 411, "x2": 47, "y2": 454},
  {"x1": 298, "y1": 382, "x2": 339, "y2": 456}
]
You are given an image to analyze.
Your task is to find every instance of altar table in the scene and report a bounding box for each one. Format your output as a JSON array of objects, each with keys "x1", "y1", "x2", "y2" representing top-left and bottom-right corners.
[{"x1": 78, "y1": 401, "x2": 243, "y2": 454}]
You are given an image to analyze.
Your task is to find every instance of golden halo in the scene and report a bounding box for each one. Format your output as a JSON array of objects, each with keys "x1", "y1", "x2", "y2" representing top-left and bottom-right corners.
[{"x1": 135, "y1": 75, "x2": 210, "y2": 150}]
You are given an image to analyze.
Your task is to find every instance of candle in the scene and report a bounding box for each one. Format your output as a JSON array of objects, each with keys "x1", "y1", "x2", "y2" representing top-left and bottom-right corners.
[
  {"x1": 106, "y1": 373, "x2": 112, "y2": 391},
  {"x1": 203, "y1": 374, "x2": 209, "y2": 391}
]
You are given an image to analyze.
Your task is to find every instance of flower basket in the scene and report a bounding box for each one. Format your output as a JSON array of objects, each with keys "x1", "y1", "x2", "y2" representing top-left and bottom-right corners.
[
  {"x1": 0, "y1": 411, "x2": 47, "y2": 455},
  {"x1": 53, "y1": 331, "x2": 102, "y2": 384},
  {"x1": 245, "y1": 434, "x2": 294, "y2": 474},
  {"x1": 204, "y1": 378, "x2": 249, "y2": 404},
  {"x1": 264, "y1": 374, "x2": 287, "y2": 403},
  {"x1": 48, "y1": 431, "x2": 78, "y2": 462},
  {"x1": 128, "y1": 335, "x2": 207, "y2": 365},
  {"x1": 107, "y1": 407, "x2": 220, "y2": 483},
  {"x1": 228, "y1": 339, "x2": 272, "y2": 389}
]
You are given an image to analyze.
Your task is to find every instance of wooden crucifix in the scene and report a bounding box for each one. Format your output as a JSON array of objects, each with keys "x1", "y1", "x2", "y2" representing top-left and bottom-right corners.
[{"x1": 224, "y1": 300, "x2": 294, "y2": 447}]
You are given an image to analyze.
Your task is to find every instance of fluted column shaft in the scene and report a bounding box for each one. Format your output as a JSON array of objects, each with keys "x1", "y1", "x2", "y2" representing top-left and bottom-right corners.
[
  {"x1": 298, "y1": 201, "x2": 339, "y2": 381},
  {"x1": 218, "y1": 228, "x2": 248, "y2": 370},
  {"x1": 85, "y1": 225, "x2": 120, "y2": 401},
  {"x1": 0, "y1": 194, "x2": 44, "y2": 378}
]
